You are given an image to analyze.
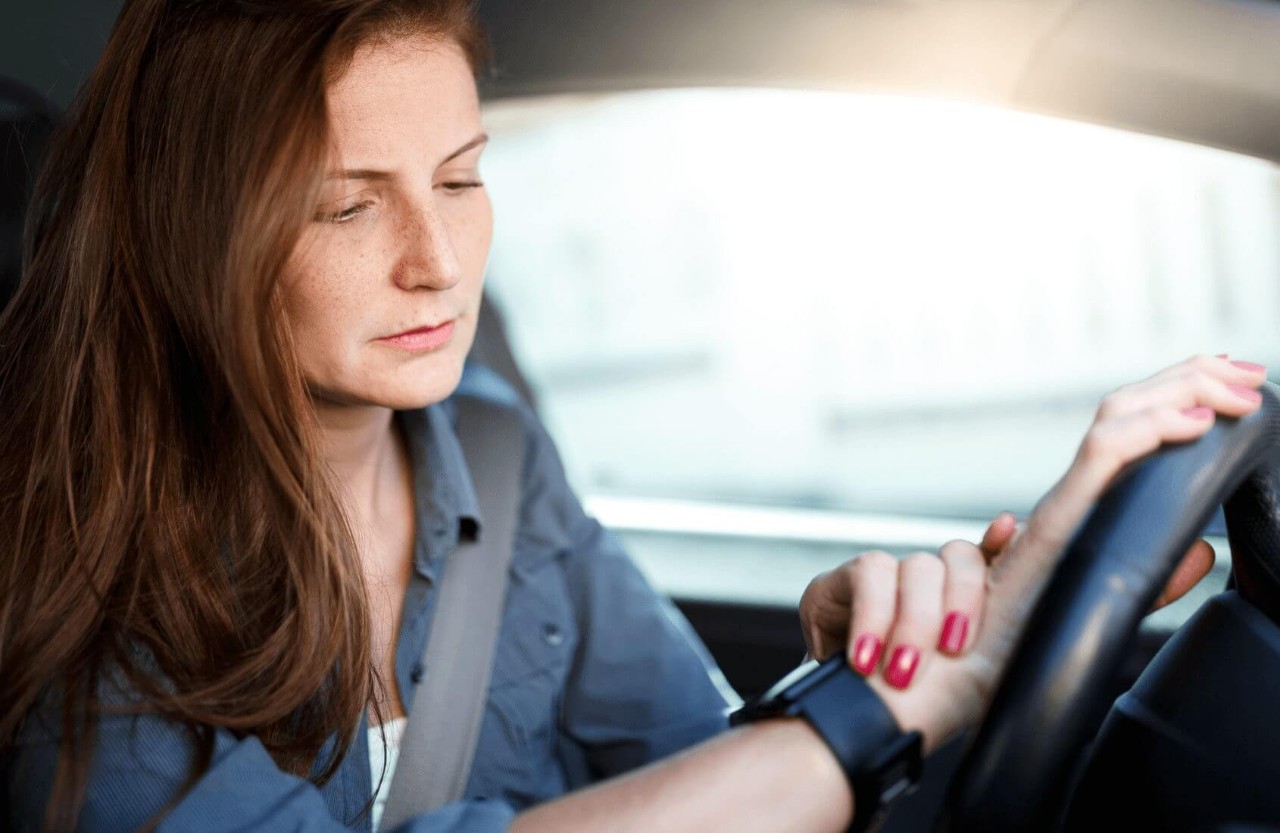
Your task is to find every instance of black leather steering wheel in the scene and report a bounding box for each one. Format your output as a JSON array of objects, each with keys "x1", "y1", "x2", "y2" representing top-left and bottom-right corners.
[{"x1": 946, "y1": 381, "x2": 1280, "y2": 832}]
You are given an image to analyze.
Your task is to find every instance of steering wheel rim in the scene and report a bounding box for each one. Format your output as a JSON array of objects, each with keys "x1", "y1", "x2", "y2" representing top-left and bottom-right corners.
[{"x1": 946, "y1": 381, "x2": 1280, "y2": 833}]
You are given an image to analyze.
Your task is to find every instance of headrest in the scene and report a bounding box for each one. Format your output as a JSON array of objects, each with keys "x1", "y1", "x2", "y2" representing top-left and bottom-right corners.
[{"x1": 0, "y1": 77, "x2": 59, "y2": 312}]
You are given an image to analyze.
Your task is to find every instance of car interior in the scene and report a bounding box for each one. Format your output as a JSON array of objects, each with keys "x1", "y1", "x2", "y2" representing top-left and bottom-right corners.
[{"x1": 4, "y1": 0, "x2": 1280, "y2": 830}]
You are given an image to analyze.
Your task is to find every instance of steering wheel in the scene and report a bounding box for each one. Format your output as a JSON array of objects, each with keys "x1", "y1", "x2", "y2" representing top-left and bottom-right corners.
[{"x1": 945, "y1": 382, "x2": 1280, "y2": 832}]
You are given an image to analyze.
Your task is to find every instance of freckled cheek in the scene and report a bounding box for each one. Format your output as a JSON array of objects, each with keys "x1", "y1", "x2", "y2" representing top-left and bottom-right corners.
[{"x1": 283, "y1": 259, "x2": 388, "y2": 371}]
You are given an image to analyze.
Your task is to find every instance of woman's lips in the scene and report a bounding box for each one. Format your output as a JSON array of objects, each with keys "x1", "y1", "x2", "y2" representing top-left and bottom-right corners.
[{"x1": 378, "y1": 320, "x2": 456, "y2": 353}]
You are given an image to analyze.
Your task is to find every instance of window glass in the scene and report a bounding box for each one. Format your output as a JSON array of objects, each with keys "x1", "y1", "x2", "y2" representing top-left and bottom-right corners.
[{"x1": 481, "y1": 89, "x2": 1280, "y2": 614}]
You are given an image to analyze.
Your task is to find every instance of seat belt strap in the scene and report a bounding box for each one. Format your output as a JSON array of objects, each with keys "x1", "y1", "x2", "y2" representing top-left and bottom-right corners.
[{"x1": 380, "y1": 396, "x2": 524, "y2": 828}]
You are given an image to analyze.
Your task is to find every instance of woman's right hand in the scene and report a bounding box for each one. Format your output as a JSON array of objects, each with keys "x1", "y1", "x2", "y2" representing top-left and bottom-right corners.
[{"x1": 801, "y1": 354, "x2": 1267, "y2": 751}]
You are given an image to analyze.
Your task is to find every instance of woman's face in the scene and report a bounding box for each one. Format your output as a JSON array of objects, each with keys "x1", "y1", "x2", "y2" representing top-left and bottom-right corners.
[{"x1": 282, "y1": 34, "x2": 492, "y2": 410}]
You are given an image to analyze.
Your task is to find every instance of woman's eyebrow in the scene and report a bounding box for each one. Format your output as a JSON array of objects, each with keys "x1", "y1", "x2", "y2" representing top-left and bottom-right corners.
[
  {"x1": 440, "y1": 132, "x2": 488, "y2": 165},
  {"x1": 325, "y1": 168, "x2": 393, "y2": 182},
  {"x1": 325, "y1": 134, "x2": 489, "y2": 181}
]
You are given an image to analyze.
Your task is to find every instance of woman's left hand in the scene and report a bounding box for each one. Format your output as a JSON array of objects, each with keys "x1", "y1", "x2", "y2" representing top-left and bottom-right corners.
[
  {"x1": 798, "y1": 354, "x2": 1262, "y2": 750},
  {"x1": 799, "y1": 513, "x2": 1016, "y2": 668}
]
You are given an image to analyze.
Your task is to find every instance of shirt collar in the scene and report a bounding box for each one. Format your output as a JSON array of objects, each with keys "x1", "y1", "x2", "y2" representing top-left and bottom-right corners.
[{"x1": 396, "y1": 401, "x2": 482, "y2": 581}]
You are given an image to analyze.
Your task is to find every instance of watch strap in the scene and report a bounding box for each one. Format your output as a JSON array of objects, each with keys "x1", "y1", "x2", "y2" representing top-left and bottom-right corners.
[{"x1": 730, "y1": 655, "x2": 923, "y2": 832}]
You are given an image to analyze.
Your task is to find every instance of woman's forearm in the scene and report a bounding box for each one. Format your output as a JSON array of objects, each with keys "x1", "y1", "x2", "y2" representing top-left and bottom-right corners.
[{"x1": 512, "y1": 718, "x2": 853, "y2": 833}]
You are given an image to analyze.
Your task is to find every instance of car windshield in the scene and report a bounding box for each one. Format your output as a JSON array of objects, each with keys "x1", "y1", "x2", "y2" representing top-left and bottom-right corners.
[{"x1": 481, "y1": 88, "x2": 1280, "y2": 619}]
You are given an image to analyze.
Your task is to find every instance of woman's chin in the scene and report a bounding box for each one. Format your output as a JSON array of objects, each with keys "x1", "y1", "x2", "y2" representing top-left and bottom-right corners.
[
  {"x1": 310, "y1": 363, "x2": 466, "y2": 412},
  {"x1": 366, "y1": 379, "x2": 463, "y2": 411},
  {"x1": 377, "y1": 363, "x2": 467, "y2": 410}
]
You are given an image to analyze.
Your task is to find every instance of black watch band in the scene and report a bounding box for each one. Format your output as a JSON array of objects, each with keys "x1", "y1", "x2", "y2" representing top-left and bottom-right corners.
[{"x1": 730, "y1": 655, "x2": 923, "y2": 833}]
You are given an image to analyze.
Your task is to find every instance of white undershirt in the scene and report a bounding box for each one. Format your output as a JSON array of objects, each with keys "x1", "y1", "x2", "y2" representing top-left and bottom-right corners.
[{"x1": 368, "y1": 716, "x2": 409, "y2": 832}]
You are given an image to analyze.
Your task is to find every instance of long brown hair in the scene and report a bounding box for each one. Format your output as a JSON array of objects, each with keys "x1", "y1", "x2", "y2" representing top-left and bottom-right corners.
[{"x1": 0, "y1": 0, "x2": 488, "y2": 827}]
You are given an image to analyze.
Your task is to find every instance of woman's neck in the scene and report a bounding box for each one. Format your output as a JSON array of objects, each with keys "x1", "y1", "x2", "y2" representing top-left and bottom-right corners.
[
  {"x1": 313, "y1": 399, "x2": 406, "y2": 530},
  {"x1": 313, "y1": 402, "x2": 417, "y2": 725}
]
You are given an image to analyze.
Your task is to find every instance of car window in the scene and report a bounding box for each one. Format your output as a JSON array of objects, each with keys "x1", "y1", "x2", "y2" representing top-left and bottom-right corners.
[{"x1": 481, "y1": 88, "x2": 1280, "y2": 625}]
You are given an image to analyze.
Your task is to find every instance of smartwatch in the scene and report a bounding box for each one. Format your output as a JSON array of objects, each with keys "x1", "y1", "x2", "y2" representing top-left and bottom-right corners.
[{"x1": 730, "y1": 655, "x2": 923, "y2": 833}]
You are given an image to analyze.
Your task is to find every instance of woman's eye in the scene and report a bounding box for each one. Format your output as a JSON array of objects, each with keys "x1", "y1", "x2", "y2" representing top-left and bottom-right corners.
[
  {"x1": 315, "y1": 201, "x2": 373, "y2": 224},
  {"x1": 440, "y1": 180, "x2": 484, "y2": 194}
]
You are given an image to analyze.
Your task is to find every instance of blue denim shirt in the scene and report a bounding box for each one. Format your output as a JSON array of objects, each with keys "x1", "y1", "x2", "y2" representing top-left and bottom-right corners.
[{"x1": 7, "y1": 366, "x2": 735, "y2": 832}]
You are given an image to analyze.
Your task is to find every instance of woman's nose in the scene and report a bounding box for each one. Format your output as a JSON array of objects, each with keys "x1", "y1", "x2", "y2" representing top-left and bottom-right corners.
[{"x1": 394, "y1": 200, "x2": 463, "y2": 292}]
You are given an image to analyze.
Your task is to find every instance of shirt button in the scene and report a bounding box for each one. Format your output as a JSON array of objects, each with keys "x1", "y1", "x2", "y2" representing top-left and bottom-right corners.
[
  {"x1": 410, "y1": 663, "x2": 425, "y2": 683},
  {"x1": 543, "y1": 623, "x2": 564, "y2": 647}
]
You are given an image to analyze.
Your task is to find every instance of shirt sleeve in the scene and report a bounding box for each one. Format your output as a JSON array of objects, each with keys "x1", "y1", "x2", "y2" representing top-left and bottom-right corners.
[
  {"x1": 7, "y1": 695, "x2": 515, "y2": 833},
  {"x1": 514, "y1": 408, "x2": 738, "y2": 779}
]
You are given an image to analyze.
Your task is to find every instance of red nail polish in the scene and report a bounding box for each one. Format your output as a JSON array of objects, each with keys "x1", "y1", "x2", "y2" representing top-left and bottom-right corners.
[
  {"x1": 1231, "y1": 360, "x2": 1267, "y2": 375},
  {"x1": 850, "y1": 634, "x2": 884, "y2": 675},
  {"x1": 884, "y1": 645, "x2": 920, "y2": 689},
  {"x1": 939, "y1": 612, "x2": 970, "y2": 655},
  {"x1": 1229, "y1": 384, "x2": 1263, "y2": 403},
  {"x1": 1181, "y1": 406, "x2": 1214, "y2": 420}
]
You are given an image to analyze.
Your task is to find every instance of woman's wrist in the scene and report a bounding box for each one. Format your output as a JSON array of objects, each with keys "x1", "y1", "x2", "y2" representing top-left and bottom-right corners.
[
  {"x1": 865, "y1": 662, "x2": 987, "y2": 756},
  {"x1": 732, "y1": 656, "x2": 926, "y2": 832},
  {"x1": 867, "y1": 675, "x2": 935, "y2": 751},
  {"x1": 755, "y1": 717, "x2": 856, "y2": 796}
]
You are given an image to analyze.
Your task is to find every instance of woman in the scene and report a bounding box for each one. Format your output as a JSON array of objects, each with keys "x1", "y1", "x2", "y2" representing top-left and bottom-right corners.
[{"x1": 0, "y1": 0, "x2": 1257, "y2": 830}]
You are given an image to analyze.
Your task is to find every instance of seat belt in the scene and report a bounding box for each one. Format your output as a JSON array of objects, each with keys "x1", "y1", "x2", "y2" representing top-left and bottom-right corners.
[{"x1": 380, "y1": 395, "x2": 524, "y2": 829}]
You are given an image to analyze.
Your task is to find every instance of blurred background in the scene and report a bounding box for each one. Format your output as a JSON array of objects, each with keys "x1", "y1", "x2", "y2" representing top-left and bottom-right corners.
[{"x1": 481, "y1": 87, "x2": 1279, "y2": 625}]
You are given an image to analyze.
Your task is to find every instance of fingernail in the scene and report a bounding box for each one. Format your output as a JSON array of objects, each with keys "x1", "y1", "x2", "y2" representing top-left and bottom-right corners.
[
  {"x1": 850, "y1": 634, "x2": 884, "y2": 676},
  {"x1": 884, "y1": 645, "x2": 920, "y2": 689},
  {"x1": 1181, "y1": 406, "x2": 1215, "y2": 420},
  {"x1": 938, "y1": 612, "x2": 970, "y2": 655},
  {"x1": 1229, "y1": 384, "x2": 1263, "y2": 403},
  {"x1": 1231, "y1": 360, "x2": 1267, "y2": 375}
]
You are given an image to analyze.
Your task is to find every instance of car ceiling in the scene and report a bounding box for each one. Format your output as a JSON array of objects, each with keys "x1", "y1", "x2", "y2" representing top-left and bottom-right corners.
[{"x1": 477, "y1": 0, "x2": 1280, "y2": 165}]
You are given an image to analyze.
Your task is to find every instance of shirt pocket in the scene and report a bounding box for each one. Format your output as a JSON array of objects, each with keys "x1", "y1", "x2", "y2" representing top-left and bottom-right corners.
[{"x1": 470, "y1": 552, "x2": 579, "y2": 807}]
